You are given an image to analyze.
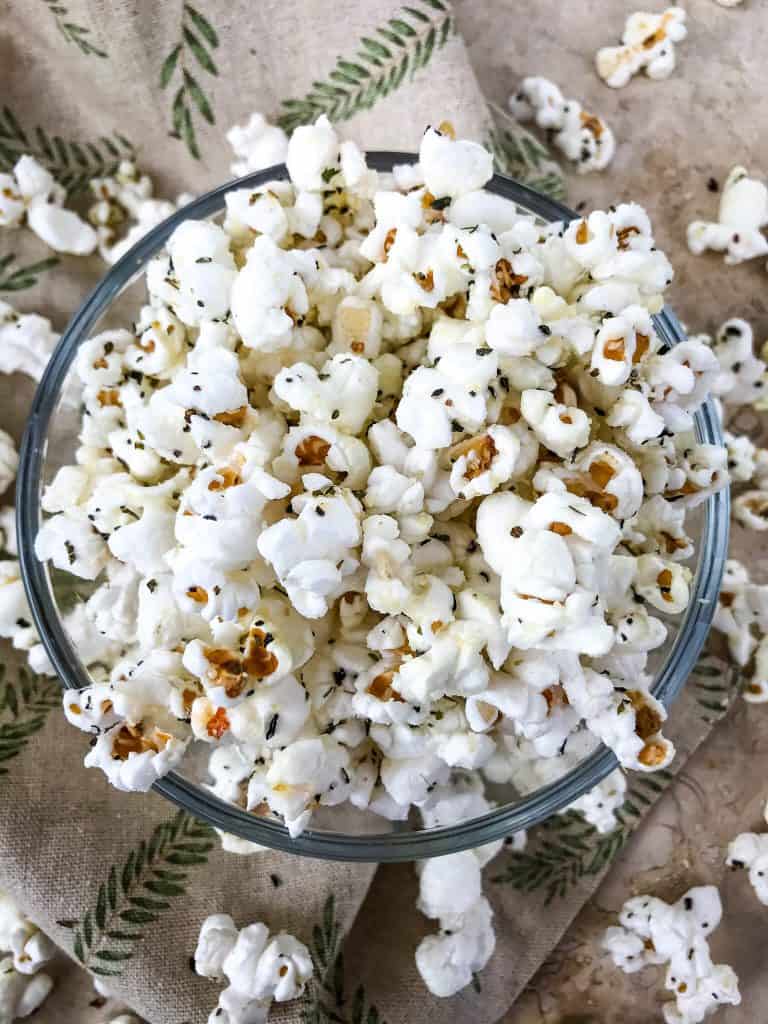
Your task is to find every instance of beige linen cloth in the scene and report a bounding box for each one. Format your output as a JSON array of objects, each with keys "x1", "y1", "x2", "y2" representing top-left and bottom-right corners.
[{"x1": 0, "y1": 2, "x2": 743, "y2": 1022}]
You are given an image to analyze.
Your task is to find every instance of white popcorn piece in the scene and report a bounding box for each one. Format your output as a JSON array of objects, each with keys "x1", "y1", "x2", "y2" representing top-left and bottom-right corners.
[
  {"x1": 0, "y1": 893, "x2": 55, "y2": 978},
  {"x1": 568, "y1": 768, "x2": 626, "y2": 833},
  {"x1": 0, "y1": 430, "x2": 18, "y2": 497},
  {"x1": 197, "y1": 912, "x2": 312, "y2": 1024},
  {"x1": 0, "y1": 957, "x2": 54, "y2": 1020},
  {"x1": 419, "y1": 126, "x2": 493, "y2": 200},
  {"x1": 0, "y1": 300, "x2": 60, "y2": 381},
  {"x1": 726, "y1": 828, "x2": 768, "y2": 904},
  {"x1": 603, "y1": 885, "x2": 740, "y2": 1024},
  {"x1": 1, "y1": 154, "x2": 97, "y2": 254},
  {"x1": 509, "y1": 76, "x2": 615, "y2": 173},
  {"x1": 687, "y1": 166, "x2": 768, "y2": 266},
  {"x1": 596, "y1": 7, "x2": 688, "y2": 89},
  {"x1": 88, "y1": 160, "x2": 176, "y2": 265},
  {"x1": 195, "y1": 914, "x2": 239, "y2": 979},
  {"x1": 227, "y1": 112, "x2": 289, "y2": 178}
]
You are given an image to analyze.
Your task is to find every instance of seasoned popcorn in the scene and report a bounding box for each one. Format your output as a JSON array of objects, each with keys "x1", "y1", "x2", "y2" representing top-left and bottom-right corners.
[
  {"x1": 603, "y1": 885, "x2": 741, "y2": 1024},
  {"x1": 194, "y1": 913, "x2": 312, "y2": 1023},
  {"x1": 0, "y1": 301, "x2": 59, "y2": 381},
  {"x1": 509, "y1": 76, "x2": 616, "y2": 173},
  {"x1": 726, "y1": 802, "x2": 768, "y2": 903},
  {"x1": 36, "y1": 123, "x2": 726, "y2": 842},
  {"x1": 596, "y1": 7, "x2": 688, "y2": 89},
  {"x1": 687, "y1": 166, "x2": 768, "y2": 266},
  {"x1": 0, "y1": 891, "x2": 55, "y2": 1021},
  {"x1": 0, "y1": 155, "x2": 97, "y2": 254},
  {"x1": 87, "y1": 159, "x2": 177, "y2": 265}
]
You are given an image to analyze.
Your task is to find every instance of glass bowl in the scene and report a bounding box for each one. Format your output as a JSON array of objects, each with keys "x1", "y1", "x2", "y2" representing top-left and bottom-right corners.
[{"x1": 17, "y1": 154, "x2": 729, "y2": 862}]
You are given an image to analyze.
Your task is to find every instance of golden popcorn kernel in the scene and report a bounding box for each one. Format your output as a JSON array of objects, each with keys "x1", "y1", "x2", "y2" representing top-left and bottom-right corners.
[
  {"x1": 549, "y1": 521, "x2": 573, "y2": 536},
  {"x1": 213, "y1": 406, "x2": 248, "y2": 428},
  {"x1": 243, "y1": 627, "x2": 279, "y2": 679},
  {"x1": 294, "y1": 434, "x2": 332, "y2": 466},
  {"x1": 575, "y1": 220, "x2": 589, "y2": 244}
]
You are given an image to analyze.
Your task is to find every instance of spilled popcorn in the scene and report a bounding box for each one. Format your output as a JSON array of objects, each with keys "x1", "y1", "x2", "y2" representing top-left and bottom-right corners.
[
  {"x1": 414, "y1": 774, "x2": 505, "y2": 996},
  {"x1": 726, "y1": 800, "x2": 768, "y2": 905},
  {"x1": 596, "y1": 7, "x2": 688, "y2": 89},
  {"x1": 603, "y1": 885, "x2": 741, "y2": 1023},
  {"x1": 25, "y1": 119, "x2": 731, "y2": 994},
  {"x1": 0, "y1": 890, "x2": 55, "y2": 1021},
  {"x1": 194, "y1": 913, "x2": 312, "y2": 1023},
  {"x1": 0, "y1": 155, "x2": 97, "y2": 255},
  {"x1": 687, "y1": 166, "x2": 768, "y2": 266},
  {"x1": 509, "y1": 76, "x2": 615, "y2": 174}
]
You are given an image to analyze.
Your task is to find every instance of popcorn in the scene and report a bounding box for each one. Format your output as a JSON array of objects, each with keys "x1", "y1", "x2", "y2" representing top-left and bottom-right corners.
[
  {"x1": 603, "y1": 885, "x2": 740, "y2": 1024},
  {"x1": 414, "y1": 781, "x2": 502, "y2": 1000},
  {"x1": 196, "y1": 913, "x2": 312, "y2": 1023},
  {"x1": 195, "y1": 914, "x2": 239, "y2": 978},
  {"x1": 0, "y1": 154, "x2": 97, "y2": 254},
  {"x1": 726, "y1": 809, "x2": 768, "y2": 904},
  {"x1": 687, "y1": 166, "x2": 768, "y2": 265},
  {"x1": 0, "y1": 301, "x2": 59, "y2": 381},
  {"x1": 227, "y1": 112, "x2": 289, "y2": 177},
  {"x1": 0, "y1": 430, "x2": 18, "y2": 496},
  {"x1": 596, "y1": 7, "x2": 688, "y2": 89},
  {"x1": 0, "y1": 957, "x2": 54, "y2": 1020},
  {"x1": 509, "y1": 76, "x2": 616, "y2": 173},
  {"x1": 419, "y1": 126, "x2": 493, "y2": 199},
  {"x1": 568, "y1": 767, "x2": 627, "y2": 833},
  {"x1": 88, "y1": 160, "x2": 176, "y2": 264},
  {"x1": 40, "y1": 124, "x2": 723, "y2": 846}
]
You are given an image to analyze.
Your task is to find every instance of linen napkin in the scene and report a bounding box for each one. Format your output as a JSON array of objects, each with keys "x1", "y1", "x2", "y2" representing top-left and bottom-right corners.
[{"x1": 0, "y1": 2, "x2": 735, "y2": 1021}]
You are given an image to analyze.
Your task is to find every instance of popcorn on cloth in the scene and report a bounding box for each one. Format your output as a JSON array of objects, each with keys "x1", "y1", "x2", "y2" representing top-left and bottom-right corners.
[
  {"x1": 687, "y1": 166, "x2": 768, "y2": 266},
  {"x1": 509, "y1": 76, "x2": 615, "y2": 173},
  {"x1": 194, "y1": 913, "x2": 312, "y2": 1022},
  {"x1": 596, "y1": 7, "x2": 688, "y2": 89},
  {"x1": 603, "y1": 884, "x2": 741, "y2": 1024}
]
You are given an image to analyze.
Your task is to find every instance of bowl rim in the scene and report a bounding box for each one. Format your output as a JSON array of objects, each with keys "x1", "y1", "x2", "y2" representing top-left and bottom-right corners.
[{"x1": 17, "y1": 152, "x2": 730, "y2": 862}]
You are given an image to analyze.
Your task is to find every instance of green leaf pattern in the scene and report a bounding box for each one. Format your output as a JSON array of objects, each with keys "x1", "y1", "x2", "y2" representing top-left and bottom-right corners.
[
  {"x1": 301, "y1": 895, "x2": 385, "y2": 1024},
  {"x1": 485, "y1": 122, "x2": 566, "y2": 201},
  {"x1": 160, "y1": 4, "x2": 220, "y2": 160},
  {"x1": 278, "y1": 0, "x2": 455, "y2": 134},
  {"x1": 492, "y1": 771, "x2": 675, "y2": 905},
  {"x1": 42, "y1": 0, "x2": 108, "y2": 59},
  {"x1": 0, "y1": 253, "x2": 60, "y2": 292},
  {"x1": 0, "y1": 664, "x2": 61, "y2": 775},
  {"x1": 57, "y1": 810, "x2": 215, "y2": 976},
  {"x1": 0, "y1": 107, "x2": 135, "y2": 195}
]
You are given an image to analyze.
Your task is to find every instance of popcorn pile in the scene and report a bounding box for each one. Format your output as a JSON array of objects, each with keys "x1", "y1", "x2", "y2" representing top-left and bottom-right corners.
[
  {"x1": 0, "y1": 890, "x2": 56, "y2": 1021},
  {"x1": 34, "y1": 118, "x2": 729, "y2": 850},
  {"x1": 194, "y1": 913, "x2": 312, "y2": 1024},
  {"x1": 603, "y1": 885, "x2": 741, "y2": 1024},
  {"x1": 596, "y1": 7, "x2": 688, "y2": 89},
  {"x1": 509, "y1": 77, "x2": 615, "y2": 174}
]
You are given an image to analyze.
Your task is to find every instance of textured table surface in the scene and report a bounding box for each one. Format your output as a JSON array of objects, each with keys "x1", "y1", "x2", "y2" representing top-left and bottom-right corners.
[{"x1": 27, "y1": 1, "x2": 768, "y2": 1021}]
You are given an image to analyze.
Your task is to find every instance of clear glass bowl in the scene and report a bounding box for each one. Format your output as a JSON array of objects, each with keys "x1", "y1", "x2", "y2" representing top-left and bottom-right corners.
[{"x1": 17, "y1": 154, "x2": 729, "y2": 862}]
